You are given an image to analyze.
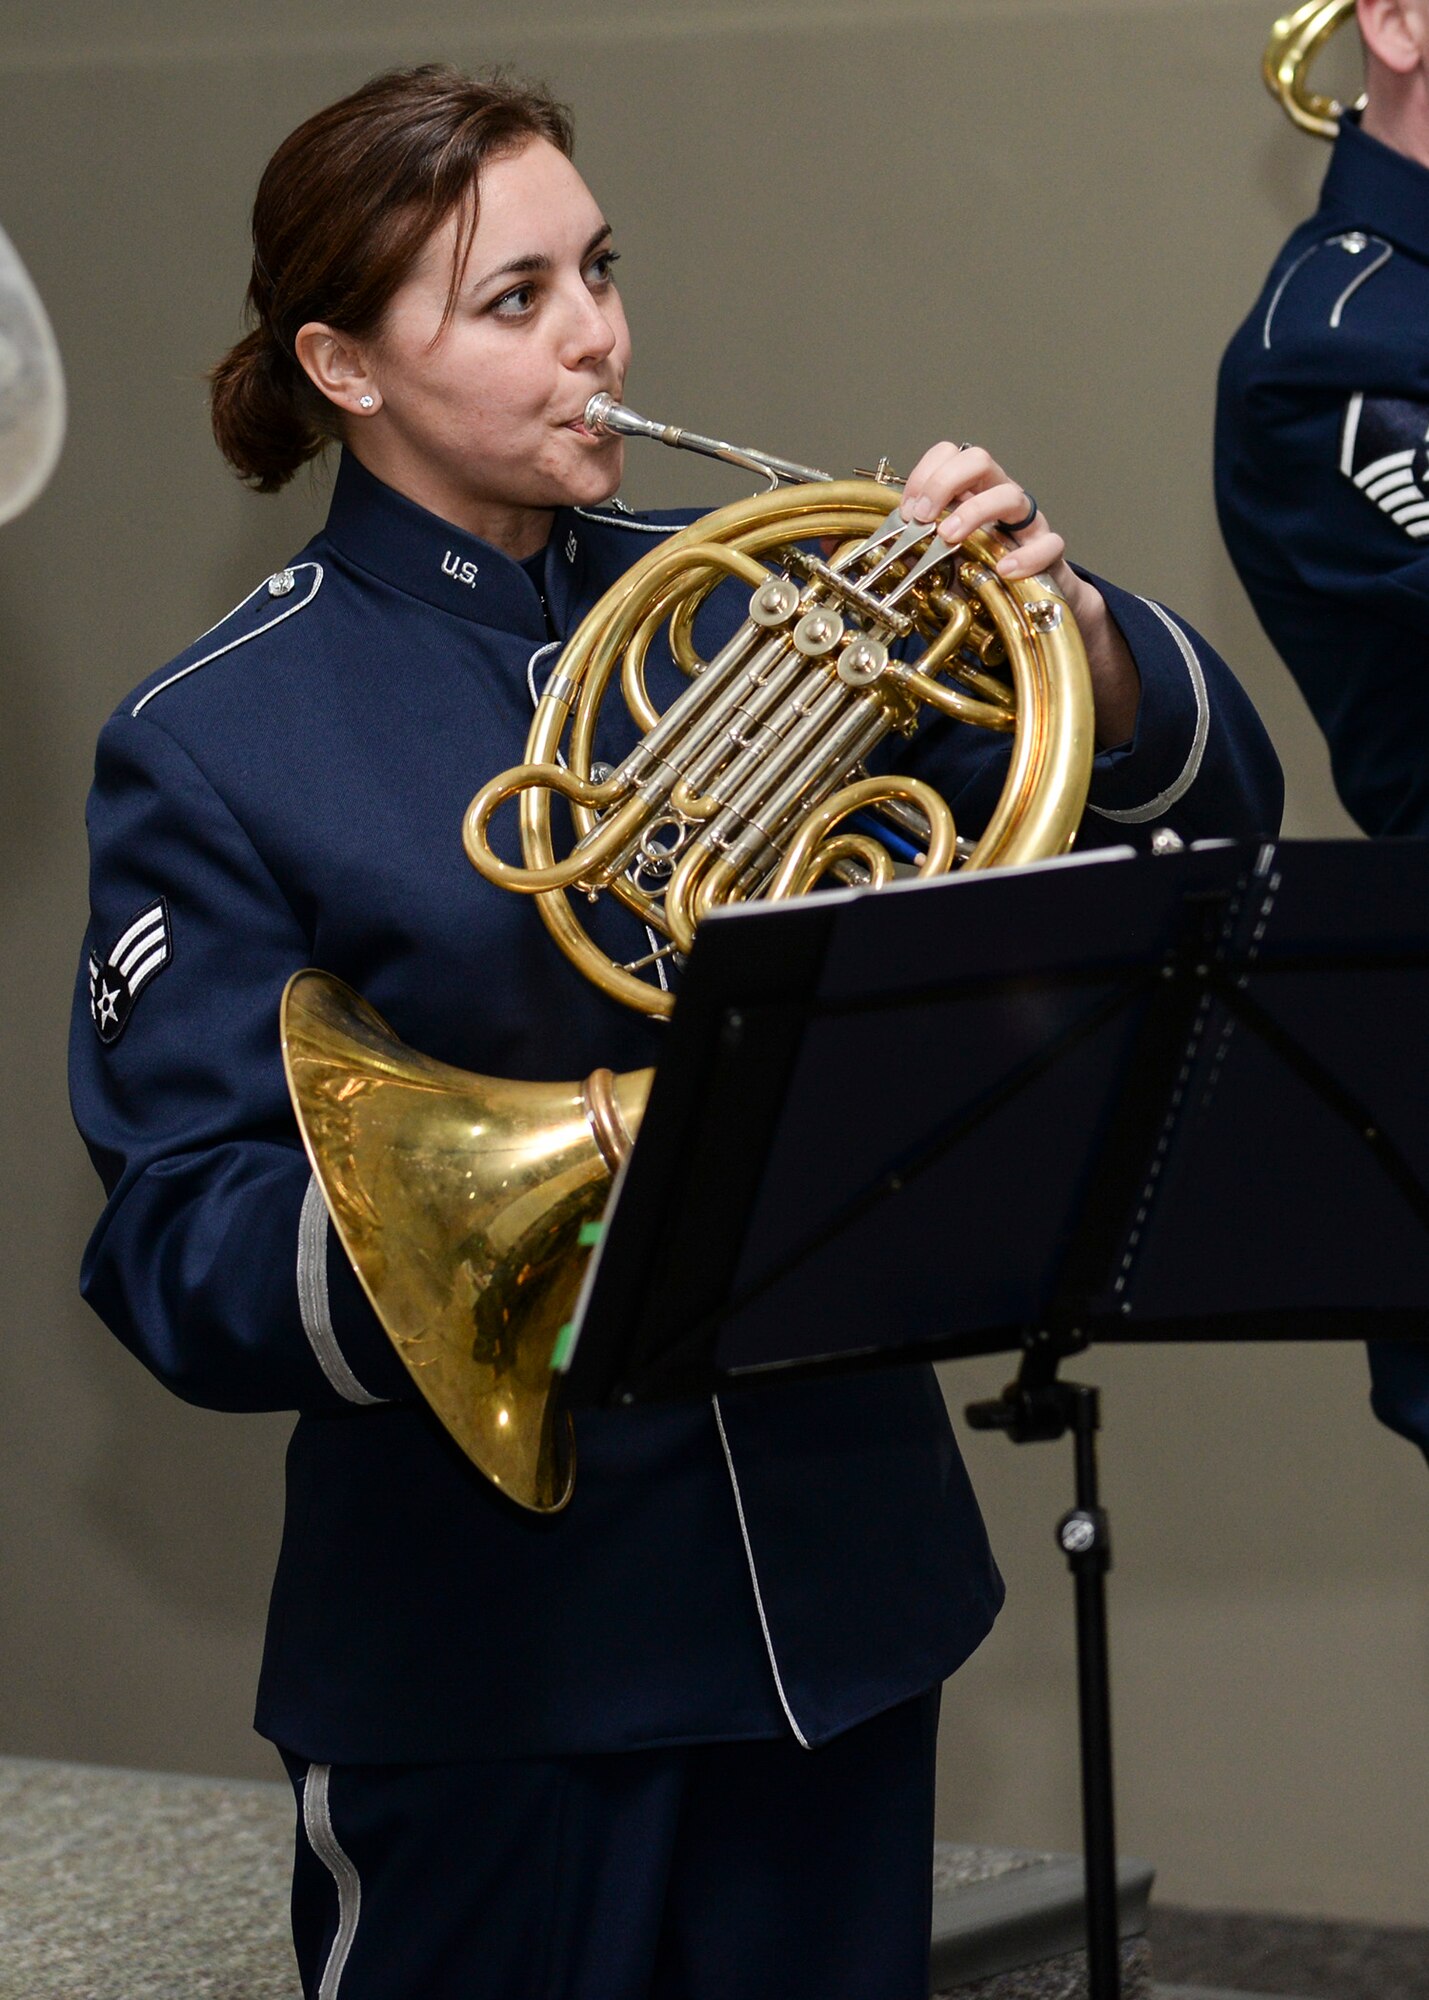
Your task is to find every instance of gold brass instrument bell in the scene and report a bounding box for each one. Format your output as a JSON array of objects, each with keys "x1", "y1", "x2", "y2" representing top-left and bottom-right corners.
[
  {"x1": 1264, "y1": 1, "x2": 1364, "y2": 138},
  {"x1": 282, "y1": 970, "x2": 649, "y2": 1514},
  {"x1": 282, "y1": 400, "x2": 1097, "y2": 1511}
]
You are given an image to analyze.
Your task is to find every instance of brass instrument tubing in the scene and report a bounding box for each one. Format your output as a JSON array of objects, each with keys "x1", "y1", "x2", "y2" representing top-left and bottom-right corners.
[
  {"x1": 713, "y1": 693, "x2": 888, "y2": 889},
  {"x1": 585, "y1": 394, "x2": 831, "y2": 487},
  {"x1": 574, "y1": 627, "x2": 820, "y2": 918},
  {"x1": 957, "y1": 560, "x2": 1091, "y2": 870},
  {"x1": 795, "y1": 833, "x2": 896, "y2": 891},
  {"x1": 1263, "y1": 0, "x2": 1362, "y2": 138},
  {"x1": 732, "y1": 704, "x2": 894, "y2": 895},
  {"x1": 618, "y1": 622, "x2": 786, "y2": 778},
  {"x1": 618, "y1": 547, "x2": 769, "y2": 734},
  {"x1": 891, "y1": 662, "x2": 1016, "y2": 732},
  {"x1": 582, "y1": 629, "x2": 808, "y2": 891},
  {"x1": 478, "y1": 482, "x2": 1093, "y2": 1017},
  {"x1": 752, "y1": 700, "x2": 891, "y2": 856},
  {"x1": 695, "y1": 676, "x2": 858, "y2": 860},
  {"x1": 652, "y1": 658, "x2": 820, "y2": 840},
  {"x1": 557, "y1": 540, "x2": 765, "y2": 785},
  {"x1": 762, "y1": 775, "x2": 958, "y2": 902},
  {"x1": 549, "y1": 618, "x2": 779, "y2": 892},
  {"x1": 582, "y1": 1066, "x2": 637, "y2": 1172},
  {"x1": 667, "y1": 577, "x2": 720, "y2": 680},
  {"x1": 667, "y1": 646, "x2": 820, "y2": 807},
  {"x1": 908, "y1": 594, "x2": 978, "y2": 685},
  {"x1": 871, "y1": 792, "x2": 934, "y2": 851},
  {"x1": 583, "y1": 629, "x2": 820, "y2": 914},
  {"x1": 662, "y1": 842, "x2": 720, "y2": 950}
]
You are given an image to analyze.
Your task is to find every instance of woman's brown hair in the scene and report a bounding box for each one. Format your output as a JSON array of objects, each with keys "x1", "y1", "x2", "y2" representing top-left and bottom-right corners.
[{"x1": 209, "y1": 65, "x2": 574, "y2": 492}]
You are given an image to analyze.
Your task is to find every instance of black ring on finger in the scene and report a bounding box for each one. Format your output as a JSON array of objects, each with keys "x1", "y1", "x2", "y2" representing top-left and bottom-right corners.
[{"x1": 996, "y1": 491, "x2": 1038, "y2": 535}]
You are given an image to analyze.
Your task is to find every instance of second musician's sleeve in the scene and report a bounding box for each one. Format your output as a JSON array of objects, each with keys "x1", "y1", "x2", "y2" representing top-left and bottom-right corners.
[
  {"x1": 70, "y1": 710, "x2": 415, "y2": 1416},
  {"x1": 906, "y1": 573, "x2": 1284, "y2": 845},
  {"x1": 1217, "y1": 363, "x2": 1429, "y2": 838},
  {"x1": 1368, "y1": 1342, "x2": 1429, "y2": 1467}
]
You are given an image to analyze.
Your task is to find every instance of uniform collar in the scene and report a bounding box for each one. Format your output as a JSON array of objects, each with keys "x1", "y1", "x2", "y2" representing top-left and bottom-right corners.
[
  {"x1": 323, "y1": 450, "x2": 595, "y2": 640},
  {"x1": 1320, "y1": 116, "x2": 1429, "y2": 262}
]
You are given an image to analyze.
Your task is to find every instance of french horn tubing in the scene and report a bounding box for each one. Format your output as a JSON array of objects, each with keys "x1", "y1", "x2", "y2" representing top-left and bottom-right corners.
[
  {"x1": 463, "y1": 395, "x2": 1097, "y2": 1017},
  {"x1": 1264, "y1": 1, "x2": 1364, "y2": 137},
  {"x1": 283, "y1": 403, "x2": 1096, "y2": 1512}
]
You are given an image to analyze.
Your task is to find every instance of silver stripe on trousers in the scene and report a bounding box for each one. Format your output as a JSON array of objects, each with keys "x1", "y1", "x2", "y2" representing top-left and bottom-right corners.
[{"x1": 302, "y1": 1762, "x2": 363, "y2": 2000}]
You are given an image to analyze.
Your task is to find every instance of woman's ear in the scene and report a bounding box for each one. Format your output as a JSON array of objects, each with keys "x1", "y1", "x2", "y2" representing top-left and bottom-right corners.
[
  {"x1": 293, "y1": 322, "x2": 382, "y2": 417},
  {"x1": 1358, "y1": 0, "x2": 1429, "y2": 77}
]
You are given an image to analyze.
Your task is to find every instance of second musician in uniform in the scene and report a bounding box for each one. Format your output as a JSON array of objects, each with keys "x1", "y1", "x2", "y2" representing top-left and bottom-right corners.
[{"x1": 1218, "y1": 0, "x2": 1429, "y2": 1459}]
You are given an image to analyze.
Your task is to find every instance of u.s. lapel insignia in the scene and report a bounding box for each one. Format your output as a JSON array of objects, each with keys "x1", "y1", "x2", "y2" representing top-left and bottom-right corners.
[{"x1": 88, "y1": 898, "x2": 171, "y2": 1044}]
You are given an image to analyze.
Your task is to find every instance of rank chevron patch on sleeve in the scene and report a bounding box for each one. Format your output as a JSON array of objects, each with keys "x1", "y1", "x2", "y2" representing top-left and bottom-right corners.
[
  {"x1": 1340, "y1": 394, "x2": 1429, "y2": 541},
  {"x1": 88, "y1": 898, "x2": 171, "y2": 1045}
]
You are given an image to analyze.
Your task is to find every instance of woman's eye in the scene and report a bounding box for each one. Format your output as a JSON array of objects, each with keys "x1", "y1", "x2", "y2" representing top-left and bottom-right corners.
[
  {"x1": 490, "y1": 283, "x2": 537, "y2": 318},
  {"x1": 586, "y1": 249, "x2": 621, "y2": 287}
]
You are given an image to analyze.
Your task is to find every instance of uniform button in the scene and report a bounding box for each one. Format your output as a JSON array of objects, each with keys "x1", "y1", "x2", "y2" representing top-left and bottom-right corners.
[{"x1": 268, "y1": 568, "x2": 297, "y2": 597}]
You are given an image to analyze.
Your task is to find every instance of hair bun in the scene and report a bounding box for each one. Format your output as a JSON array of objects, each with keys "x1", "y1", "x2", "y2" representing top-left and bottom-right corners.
[{"x1": 209, "y1": 325, "x2": 326, "y2": 493}]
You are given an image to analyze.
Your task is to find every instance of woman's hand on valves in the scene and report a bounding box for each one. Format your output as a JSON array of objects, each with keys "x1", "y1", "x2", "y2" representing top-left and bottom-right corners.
[{"x1": 900, "y1": 441, "x2": 1141, "y2": 749}]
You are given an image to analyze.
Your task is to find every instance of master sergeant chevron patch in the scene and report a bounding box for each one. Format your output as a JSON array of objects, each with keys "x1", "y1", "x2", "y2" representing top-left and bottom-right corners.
[{"x1": 1340, "y1": 395, "x2": 1429, "y2": 542}]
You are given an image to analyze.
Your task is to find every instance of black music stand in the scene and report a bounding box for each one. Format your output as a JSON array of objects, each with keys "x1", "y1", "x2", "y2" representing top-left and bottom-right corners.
[{"x1": 559, "y1": 836, "x2": 1429, "y2": 2000}]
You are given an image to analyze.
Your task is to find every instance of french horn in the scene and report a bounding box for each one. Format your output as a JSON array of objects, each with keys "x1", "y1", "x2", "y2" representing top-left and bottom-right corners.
[
  {"x1": 1264, "y1": 0, "x2": 1364, "y2": 138},
  {"x1": 463, "y1": 396, "x2": 1095, "y2": 1016},
  {"x1": 282, "y1": 404, "x2": 1096, "y2": 1512}
]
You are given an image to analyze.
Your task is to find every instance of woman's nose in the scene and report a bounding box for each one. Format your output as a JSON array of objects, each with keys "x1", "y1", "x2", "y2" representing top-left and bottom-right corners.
[{"x1": 560, "y1": 286, "x2": 618, "y2": 369}]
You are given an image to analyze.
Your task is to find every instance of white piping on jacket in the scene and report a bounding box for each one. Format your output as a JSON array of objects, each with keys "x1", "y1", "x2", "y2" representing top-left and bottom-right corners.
[
  {"x1": 1262, "y1": 241, "x2": 1325, "y2": 349},
  {"x1": 1330, "y1": 238, "x2": 1392, "y2": 327},
  {"x1": 574, "y1": 506, "x2": 674, "y2": 534},
  {"x1": 132, "y1": 563, "x2": 323, "y2": 716},
  {"x1": 712, "y1": 1395, "x2": 811, "y2": 1749}
]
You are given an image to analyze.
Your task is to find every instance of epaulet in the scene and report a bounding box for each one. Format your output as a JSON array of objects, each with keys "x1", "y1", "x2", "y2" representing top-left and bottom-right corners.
[
  {"x1": 129, "y1": 559, "x2": 324, "y2": 718},
  {"x1": 572, "y1": 501, "x2": 696, "y2": 537},
  {"x1": 1261, "y1": 228, "x2": 1395, "y2": 351}
]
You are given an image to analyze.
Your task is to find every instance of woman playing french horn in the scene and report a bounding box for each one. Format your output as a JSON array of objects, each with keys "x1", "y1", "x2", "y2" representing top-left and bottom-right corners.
[{"x1": 69, "y1": 64, "x2": 1282, "y2": 2000}]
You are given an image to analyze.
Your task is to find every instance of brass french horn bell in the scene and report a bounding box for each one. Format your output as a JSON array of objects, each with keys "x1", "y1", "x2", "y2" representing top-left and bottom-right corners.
[
  {"x1": 1264, "y1": 0, "x2": 1364, "y2": 138},
  {"x1": 284, "y1": 401, "x2": 1097, "y2": 1511},
  {"x1": 281, "y1": 969, "x2": 650, "y2": 1513}
]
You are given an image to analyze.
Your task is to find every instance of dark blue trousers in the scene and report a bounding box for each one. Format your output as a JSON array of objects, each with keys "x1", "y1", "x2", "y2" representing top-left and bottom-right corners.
[{"x1": 280, "y1": 1689, "x2": 940, "y2": 2000}]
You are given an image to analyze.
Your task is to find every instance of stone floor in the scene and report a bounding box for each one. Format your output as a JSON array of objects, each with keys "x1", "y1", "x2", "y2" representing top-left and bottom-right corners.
[
  {"x1": 0, "y1": 1753, "x2": 1155, "y2": 2000},
  {"x1": 1148, "y1": 1905, "x2": 1429, "y2": 2000},
  {"x1": 929, "y1": 1846, "x2": 1153, "y2": 1999},
  {"x1": 0, "y1": 1758, "x2": 295, "y2": 2000},
  {"x1": 932, "y1": 1940, "x2": 1153, "y2": 2000}
]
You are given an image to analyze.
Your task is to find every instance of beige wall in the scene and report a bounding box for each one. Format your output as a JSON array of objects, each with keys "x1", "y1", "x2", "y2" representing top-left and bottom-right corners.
[{"x1": 3, "y1": 0, "x2": 1426, "y2": 1928}]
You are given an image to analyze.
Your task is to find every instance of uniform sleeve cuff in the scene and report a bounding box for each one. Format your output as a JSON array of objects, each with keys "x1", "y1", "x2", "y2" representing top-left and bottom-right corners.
[
  {"x1": 297, "y1": 1173, "x2": 416, "y2": 1405},
  {"x1": 1075, "y1": 570, "x2": 1211, "y2": 828}
]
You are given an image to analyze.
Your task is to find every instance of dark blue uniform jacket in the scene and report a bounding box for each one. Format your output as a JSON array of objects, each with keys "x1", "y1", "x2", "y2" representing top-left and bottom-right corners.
[
  {"x1": 71, "y1": 452, "x2": 1282, "y2": 1764},
  {"x1": 1217, "y1": 117, "x2": 1429, "y2": 838},
  {"x1": 1217, "y1": 117, "x2": 1429, "y2": 1460}
]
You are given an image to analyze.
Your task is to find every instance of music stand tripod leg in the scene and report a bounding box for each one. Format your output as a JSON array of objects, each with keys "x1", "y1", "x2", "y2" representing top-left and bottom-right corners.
[{"x1": 967, "y1": 1349, "x2": 1122, "y2": 2000}]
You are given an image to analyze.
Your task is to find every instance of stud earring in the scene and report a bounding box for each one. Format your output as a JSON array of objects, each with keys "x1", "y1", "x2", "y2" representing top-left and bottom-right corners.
[{"x1": 359, "y1": 395, "x2": 375, "y2": 410}]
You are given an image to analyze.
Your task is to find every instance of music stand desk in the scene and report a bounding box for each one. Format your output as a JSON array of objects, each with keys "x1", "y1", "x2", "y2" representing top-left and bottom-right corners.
[{"x1": 560, "y1": 835, "x2": 1429, "y2": 2000}]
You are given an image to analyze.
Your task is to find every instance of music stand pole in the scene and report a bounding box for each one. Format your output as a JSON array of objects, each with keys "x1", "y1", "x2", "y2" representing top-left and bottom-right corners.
[{"x1": 968, "y1": 1347, "x2": 1121, "y2": 2000}]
